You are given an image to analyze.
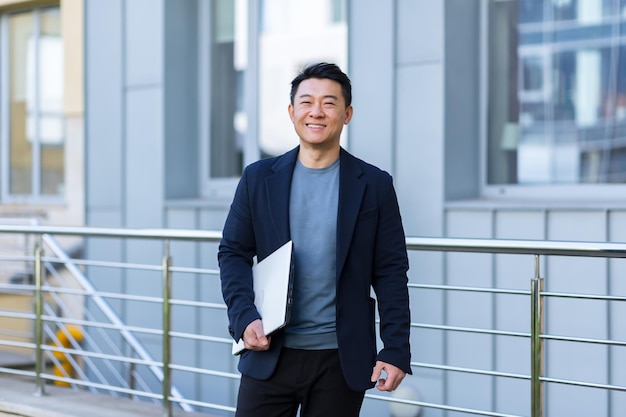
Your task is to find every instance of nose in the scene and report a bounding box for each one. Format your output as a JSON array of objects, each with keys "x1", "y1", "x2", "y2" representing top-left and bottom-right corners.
[{"x1": 309, "y1": 103, "x2": 324, "y2": 117}]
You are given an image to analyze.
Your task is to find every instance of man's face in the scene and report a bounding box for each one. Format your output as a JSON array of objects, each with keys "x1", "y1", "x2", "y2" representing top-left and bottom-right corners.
[{"x1": 288, "y1": 78, "x2": 353, "y2": 150}]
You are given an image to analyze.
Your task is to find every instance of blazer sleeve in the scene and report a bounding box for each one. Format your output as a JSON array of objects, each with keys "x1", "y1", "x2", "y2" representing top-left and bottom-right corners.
[
  {"x1": 218, "y1": 166, "x2": 260, "y2": 342},
  {"x1": 371, "y1": 177, "x2": 412, "y2": 374}
]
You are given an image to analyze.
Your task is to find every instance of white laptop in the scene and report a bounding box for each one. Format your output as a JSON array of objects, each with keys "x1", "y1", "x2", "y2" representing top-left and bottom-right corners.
[{"x1": 232, "y1": 240, "x2": 294, "y2": 355}]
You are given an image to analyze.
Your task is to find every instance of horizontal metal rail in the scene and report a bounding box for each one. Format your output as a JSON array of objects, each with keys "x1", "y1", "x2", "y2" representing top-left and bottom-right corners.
[
  {"x1": 0, "y1": 224, "x2": 623, "y2": 255},
  {"x1": 405, "y1": 236, "x2": 626, "y2": 257},
  {"x1": 410, "y1": 322, "x2": 530, "y2": 338},
  {"x1": 409, "y1": 282, "x2": 531, "y2": 295},
  {"x1": 411, "y1": 361, "x2": 529, "y2": 380},
  {"x1": 367, "y1": 393, "x2": 522, "y2": 417}
]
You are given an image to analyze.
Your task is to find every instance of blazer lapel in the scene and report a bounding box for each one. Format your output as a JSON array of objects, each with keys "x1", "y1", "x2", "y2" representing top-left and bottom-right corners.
[
  {"x1": 336, "y1": 149, "x2": 366, "y2": 279},
  {"x1": 265, "y1": 147, "x2": 299, "y2": 245}
]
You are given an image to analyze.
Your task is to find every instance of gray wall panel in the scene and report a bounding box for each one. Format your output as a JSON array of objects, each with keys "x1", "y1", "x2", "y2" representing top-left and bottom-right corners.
[
  {"x1": 125, "y1": 0, "x2": 164, "y2": 87},
  {"x1": 444, "y1": 0, "x2": 480, "y2": 200},
  {"x1": 397, "y1": 0, "x2": 443, "y2": 65},
  {"x1": 166, "y1": 208, "x2": 197, "y2": 230},
  {"x1": 348, "y1": 0, "x2": 394, "y2": 173},
  {"x1": 125, "y1": 88, "x2": 164, "y2": 228},
  {"x1": 85, "y1": 0, "x2": 123, "y2": 210},
  {"x1": 164, "y1": 0, "x2": 198, "y2": 199},
  {"x1": 446, "y1": 210, "x2": 492, "y2": 238},
  {"x1": 199, "y1": 207, "x2": 230, "y2": 234},
  {"x1": 495, "y1": 377, "x2": 529, "y2": 416},
  {"x1": 547, "y1": 210, "x2": 607, "y2": 242},
  {"x1": 84, "y1": 209, "x2": 123, "y2": 229},
  {"x1": 83, "y1": 209, "x2": 125, "y2": 311},
  {"x1": 446, "y1": 335, "x2": 494, "y2": 414},
  {"x1": 547, "y1": 384, "x2": 608, "y2": 417},
  {"x1": 495, "y1": 210, "x2": 545, "y2": 241},
  {"x1": 396, "y1": 64, "x2": 444, "y2": 237}
]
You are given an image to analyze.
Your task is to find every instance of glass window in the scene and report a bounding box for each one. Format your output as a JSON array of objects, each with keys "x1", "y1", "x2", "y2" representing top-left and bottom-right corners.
[
  {"x1": 2, "y1": 6, "x2": 64, "y2": 200},
  {"x1": 201, "y1": 0, "x2": 347, "y2": 192},
  {"x1": 487, "y1": 0, "x2": 626, "y2": 187},
  {"x1": 209, "y1": 0, "x2": 244, "y2": 179}
]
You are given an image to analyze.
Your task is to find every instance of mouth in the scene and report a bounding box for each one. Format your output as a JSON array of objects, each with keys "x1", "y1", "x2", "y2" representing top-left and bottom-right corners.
[{"x1": 306, "y1": 123, "x2": 325, "y2": 129}]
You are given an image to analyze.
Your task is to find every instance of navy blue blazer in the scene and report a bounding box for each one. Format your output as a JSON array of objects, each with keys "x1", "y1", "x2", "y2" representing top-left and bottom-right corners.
[{"x1": 218, "y1": 146, "x2": 411, "y2": 391}]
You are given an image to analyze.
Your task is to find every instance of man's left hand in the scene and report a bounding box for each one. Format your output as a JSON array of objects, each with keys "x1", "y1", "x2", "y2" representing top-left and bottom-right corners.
[{"x1": 370, "y1": 361, "x2": 406, "y2": 392}]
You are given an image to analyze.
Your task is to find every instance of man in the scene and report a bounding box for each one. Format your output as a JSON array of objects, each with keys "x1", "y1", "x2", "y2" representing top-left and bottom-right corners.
[{"x1": 219, "y1": 62, "x2": 411, "y2": 417}]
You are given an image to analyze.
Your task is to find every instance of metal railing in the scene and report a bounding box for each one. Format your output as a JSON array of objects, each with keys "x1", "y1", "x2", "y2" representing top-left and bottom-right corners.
[{"x1": 0, "y1": 225, "x2": 625, "y2": 417}]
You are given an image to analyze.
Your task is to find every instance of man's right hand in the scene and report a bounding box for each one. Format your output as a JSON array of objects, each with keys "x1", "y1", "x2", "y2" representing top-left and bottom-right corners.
[{"x1": 243, "y1": 319, "x2": 271, "y2": 351}]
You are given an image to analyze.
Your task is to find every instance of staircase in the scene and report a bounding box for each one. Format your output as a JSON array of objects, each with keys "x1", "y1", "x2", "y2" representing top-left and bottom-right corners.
[{"x1": 0, "y1": 222, "x2": 196, "y2": 414}]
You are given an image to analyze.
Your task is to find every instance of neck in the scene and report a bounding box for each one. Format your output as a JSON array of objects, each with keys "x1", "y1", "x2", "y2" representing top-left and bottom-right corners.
[{"x1": 298, "y1": 144, "x2": 340, "y2": 168}]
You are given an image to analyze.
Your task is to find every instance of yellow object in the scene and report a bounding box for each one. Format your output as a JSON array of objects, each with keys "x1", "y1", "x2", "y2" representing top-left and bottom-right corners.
[{"x1": 51, "y1": 325, "x2": 84, "y2": 387}]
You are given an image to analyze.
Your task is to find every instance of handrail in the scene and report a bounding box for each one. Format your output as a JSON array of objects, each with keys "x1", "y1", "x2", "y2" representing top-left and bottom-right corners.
[
  {"x1": 2, "y1": 225, "x2": 626, "y2": 258},
  {"x1": 0, "y1": 225, "x2": 222, "y2": 241},
  {"x1": 405, "y1": 236, "x2": 626, "y2": 257}
]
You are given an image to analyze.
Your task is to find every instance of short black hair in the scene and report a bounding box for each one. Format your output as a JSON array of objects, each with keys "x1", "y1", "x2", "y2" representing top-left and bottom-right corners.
[{"x1": 290, "y1": 62, "x2": 352, "y2": 107}]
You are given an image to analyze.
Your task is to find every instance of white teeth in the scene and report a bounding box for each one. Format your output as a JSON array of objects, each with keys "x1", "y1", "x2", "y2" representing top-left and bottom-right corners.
[{"x1": 308, "y1": 124, "x2": 324, "y2": 128}]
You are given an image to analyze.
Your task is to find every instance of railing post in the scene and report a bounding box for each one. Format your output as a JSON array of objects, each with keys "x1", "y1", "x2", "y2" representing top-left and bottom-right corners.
[
  {"x1": 129, "y1": 359, "x2": 136, "y2": 399},
  {"x1": 162, "y1": 240, "x2": 173, "y2": 417},
  {"x1": 33, "y1": 236, "x2": 46, "y2": 397},
  {"x1": 530, "y1": 254, "x2": 544, "y2": 417}
]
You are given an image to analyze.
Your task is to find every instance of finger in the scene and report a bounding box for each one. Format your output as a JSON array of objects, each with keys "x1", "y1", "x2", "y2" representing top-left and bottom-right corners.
[
  {"x1": 243, "y1": 320, "x2": 271, "y2": 350},
  {"x1": 379, "y1": 371, "x2": 405, "y2": 392},
  {"x1": 245, "y1": 334, "x2": 270, "y2": 350},
  {"x1": 370, "y1": 362, "x2": 383, "y2": 383}
]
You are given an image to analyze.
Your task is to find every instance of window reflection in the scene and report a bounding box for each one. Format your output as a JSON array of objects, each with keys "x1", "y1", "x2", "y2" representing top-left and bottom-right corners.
[
  {"x1": 9, "y1": 11, "x2": 34, "y2": 195},
  {"x1": 39, "y1": 7, "x2": 64, "y2": 196},
  {"x1": 7, "y1": 7, "x2": 64, "y2": 197},
  {"x1": 209, "y1": 0, "x2": 244, "y2": 178},
  {"x1": 488, "y1": 0, "x2": 626, "y2": 184}
]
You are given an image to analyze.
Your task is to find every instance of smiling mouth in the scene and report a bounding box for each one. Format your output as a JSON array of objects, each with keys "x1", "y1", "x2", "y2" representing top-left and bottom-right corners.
[{"x1": 306, "y1": 124, "x2": 325, "y2": 128}]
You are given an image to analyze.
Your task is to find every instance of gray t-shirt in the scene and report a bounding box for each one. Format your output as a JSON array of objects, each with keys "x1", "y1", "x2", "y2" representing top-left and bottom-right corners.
[{"x1": 284, "y1": 157, "x2": 340, "y2": 349}]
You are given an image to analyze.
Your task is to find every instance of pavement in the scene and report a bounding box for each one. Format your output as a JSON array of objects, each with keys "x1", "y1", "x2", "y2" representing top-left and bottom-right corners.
[{"x1": 0, "y1": 374, "x2": 212, "y2": 417}]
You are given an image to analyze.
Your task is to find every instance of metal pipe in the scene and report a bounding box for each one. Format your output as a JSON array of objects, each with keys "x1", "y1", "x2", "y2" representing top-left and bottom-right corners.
[
  {"x1": 33, "y1": 236, "x2": 46, "y2": 397},
  {"x1": 1, "y1": 225, "x2": 626, "y2": 258},
  {"x1": 162, "y1": 240, "x2": 172, "y2": 417},
  {"x1": 405, "y1": 236, "x2": 626, "y2": 258},
  {"x1": 530, "y1": 255, "x2": 544, "y2": 417},
  {"x1": 0, "y1": 224, "x2": 222, "y2": 241},
  {"x1": 129, "y1": 360, "x2": 136, "y2": 399}
]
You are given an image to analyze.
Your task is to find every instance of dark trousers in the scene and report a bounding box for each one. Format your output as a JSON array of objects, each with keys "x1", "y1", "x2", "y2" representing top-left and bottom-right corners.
[{"x1": 235, "y1": 348, "x2": 365, "y2": 417}]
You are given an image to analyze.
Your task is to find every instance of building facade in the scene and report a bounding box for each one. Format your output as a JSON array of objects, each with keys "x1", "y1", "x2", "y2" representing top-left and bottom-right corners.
[
  {"x1": 1, "y1": 0, "x2": 623, "y2": 416},
  {"x1": 83, "y1": 0, "x2": 626, "y2": 416}
]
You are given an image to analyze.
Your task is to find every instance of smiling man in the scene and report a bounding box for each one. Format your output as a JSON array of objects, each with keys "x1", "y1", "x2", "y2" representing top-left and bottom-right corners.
[{"x1": 219, "y1": 62, "x2": 412, "y2": 417}]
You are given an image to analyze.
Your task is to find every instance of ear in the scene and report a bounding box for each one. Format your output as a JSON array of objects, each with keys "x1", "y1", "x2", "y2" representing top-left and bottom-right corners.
[
  {"x1": 288, "y1": 103, "x2": 295, "y2": 123},
  {"x1": 343, "y1": 105, "x2": 354, "y2": 125}
]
